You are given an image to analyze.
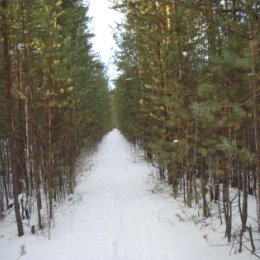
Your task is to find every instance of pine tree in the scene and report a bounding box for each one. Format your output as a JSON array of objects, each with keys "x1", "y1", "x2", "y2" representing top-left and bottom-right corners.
[
  {"x1": 113, "y1": 0, "x2": 260, "y2": 251},
  {"x1": 0, "y1": 0, "x2": 111, "y2": 236}
]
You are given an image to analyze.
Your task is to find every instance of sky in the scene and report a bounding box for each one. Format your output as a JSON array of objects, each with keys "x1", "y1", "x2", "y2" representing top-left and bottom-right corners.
[{"x1": 87, "y1": 0, "x2": 123, "y2": 88}]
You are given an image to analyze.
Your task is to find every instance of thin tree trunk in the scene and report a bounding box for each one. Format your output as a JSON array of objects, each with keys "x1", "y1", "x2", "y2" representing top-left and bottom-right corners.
[
  {"x1": 32, "y1": 135, "x2": 43, "y2": 230},
  {"x1": 1, "y1": 0, "x2": 24, "y2": 236},
  {"x1": 248, "y1": 11, "x2": 260, "y2": 231},
  {"x1": 200, "y1": 158, "x2": 209, "y2": 217},
  {"x1": 223, "y1": 161, "x2": 231, "y2": 242}
]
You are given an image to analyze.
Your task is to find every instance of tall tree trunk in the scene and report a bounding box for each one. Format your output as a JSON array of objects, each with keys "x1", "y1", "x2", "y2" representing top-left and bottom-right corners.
[
  {"x1": 223, "y1": 160, "x2": 232, "y2": 242},
  {"x1": 200, "y1": 157, "x2": 209, "y2": 217},
  {"x1": 15, "y1": 47, "x2": 29, "y2": 198},
  {"x1": 32, "y1": 133, "x2": 43, "y2": 230},
  {"x1": 248, "y1": 7, "x2": 260, "y2": 231},
  {"x1": 1, "y1": 0, "x2": 24, "y2": 236}
]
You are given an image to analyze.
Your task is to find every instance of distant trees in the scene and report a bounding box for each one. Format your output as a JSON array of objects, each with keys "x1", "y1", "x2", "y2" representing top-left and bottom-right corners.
[
  {"x1": 0, "y1": 0, "x2": 111, "y2": 236},
  {"x1": 113, "y1": 0, "x2": 260, "y2": 252}
]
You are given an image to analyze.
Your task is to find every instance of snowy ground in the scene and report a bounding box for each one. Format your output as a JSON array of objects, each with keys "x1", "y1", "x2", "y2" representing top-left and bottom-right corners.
[{"x1": 0, "y1": 129, "x2": 255, "y2": 260}]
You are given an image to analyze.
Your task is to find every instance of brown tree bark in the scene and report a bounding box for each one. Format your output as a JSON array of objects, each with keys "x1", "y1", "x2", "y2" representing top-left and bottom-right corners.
[
  {"x1": 1, "y1": 0, "x2": 24, "y2": 236},
  {"x1": 247, "y1": 3, "x2": 260, "y2": 231}
]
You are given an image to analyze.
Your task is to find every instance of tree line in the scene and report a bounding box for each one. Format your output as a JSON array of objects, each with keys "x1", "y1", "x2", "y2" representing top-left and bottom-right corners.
[
  {"x1": 0, "y1": 0, "x2": 111, "y2": 236},
  {"x1": 113, "y1": 0, "x2": 259, "y2": 253}
]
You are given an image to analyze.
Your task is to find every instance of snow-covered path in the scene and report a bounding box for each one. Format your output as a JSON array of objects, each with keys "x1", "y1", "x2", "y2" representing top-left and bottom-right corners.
[{"x1": 0, "y1": 129, "x2": 250, "y2": 260}]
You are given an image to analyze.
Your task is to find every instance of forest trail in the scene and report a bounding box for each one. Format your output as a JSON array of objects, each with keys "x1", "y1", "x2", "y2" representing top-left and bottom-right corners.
[{"x1": 0, "y1": 129, "x2": 249, "y2": 260}]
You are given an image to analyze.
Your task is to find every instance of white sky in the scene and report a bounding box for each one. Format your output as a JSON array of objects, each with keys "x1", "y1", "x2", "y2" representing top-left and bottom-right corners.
[{"x1": 87, "y1": 0, "x2": 123, "y2": 88}]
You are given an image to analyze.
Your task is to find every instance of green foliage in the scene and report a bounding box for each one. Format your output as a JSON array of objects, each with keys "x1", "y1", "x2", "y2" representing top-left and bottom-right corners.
[
  {"x1": 217, "y1": 137, "x2": 237, "y2": 153},
  {"x1": 113, "y1": 0, "x2": 260, "y2": 243},
  {"x1": 0, "y1": 0, "x2": 111, "y2": 232}
]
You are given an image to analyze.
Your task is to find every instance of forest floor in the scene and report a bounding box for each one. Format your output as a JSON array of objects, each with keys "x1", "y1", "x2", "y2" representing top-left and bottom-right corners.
[{"x1": 0, "y1": 129, "x2": 256, "y2": 260}]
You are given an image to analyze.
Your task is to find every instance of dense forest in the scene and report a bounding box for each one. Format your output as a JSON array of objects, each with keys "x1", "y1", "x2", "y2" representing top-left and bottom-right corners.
[
  {"x1": 1, "y1": 0, "x2": 260, "y2": 257},
  {"x1": 0, "y1": 0, "x2": 111, "y2": 236},
  {"x1": 113, "y1": 0, "x2": 260, "y2": 253}
]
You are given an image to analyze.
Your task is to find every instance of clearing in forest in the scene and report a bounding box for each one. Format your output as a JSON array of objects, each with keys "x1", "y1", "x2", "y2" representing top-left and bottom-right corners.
[{"x1": 0, "y1": 129, "x2": 252, "y2": 260}]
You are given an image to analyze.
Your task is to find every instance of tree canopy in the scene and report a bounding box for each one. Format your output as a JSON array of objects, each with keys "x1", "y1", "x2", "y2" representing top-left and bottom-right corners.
[
  {"x1": 0, "y1": 0, "x2": 111, "y2": 236},
  {"x1": 113, "y1": 0, "x2": 260, "y2": 251}
]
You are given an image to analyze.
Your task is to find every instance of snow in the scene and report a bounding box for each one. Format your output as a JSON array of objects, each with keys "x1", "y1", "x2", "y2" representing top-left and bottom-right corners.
[{"x1": 0, "y1": 129, "x2": 255, "y2": 260}]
